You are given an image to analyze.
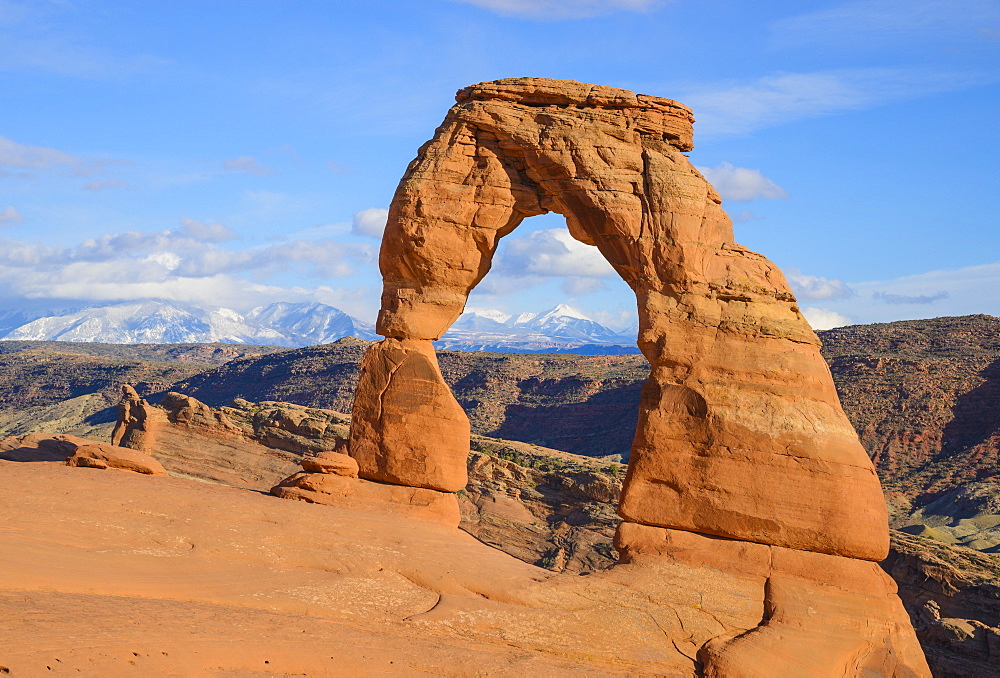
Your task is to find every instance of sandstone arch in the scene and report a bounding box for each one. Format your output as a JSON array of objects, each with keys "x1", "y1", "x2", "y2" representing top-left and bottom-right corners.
[{"x1": 349, "y1": 77, "x2": 887, "y2": 562}]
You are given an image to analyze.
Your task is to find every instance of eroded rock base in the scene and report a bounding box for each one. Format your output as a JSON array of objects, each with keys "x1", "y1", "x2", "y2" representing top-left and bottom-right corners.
[
  {"x1": 272, "y1": 472, "x2": 461, "y2": 527},
  {"x1": 616, "y1": 522, "x2": 931, "y2": 676}
]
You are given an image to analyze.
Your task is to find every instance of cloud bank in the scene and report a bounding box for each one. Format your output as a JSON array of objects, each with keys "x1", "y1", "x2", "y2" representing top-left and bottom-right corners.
[
  {"x1": 697, "y1": 162, "x2": 789, "y2": 201},
  {"x1": 0, "y1": 222, "x2": 375, "y2": 315}
]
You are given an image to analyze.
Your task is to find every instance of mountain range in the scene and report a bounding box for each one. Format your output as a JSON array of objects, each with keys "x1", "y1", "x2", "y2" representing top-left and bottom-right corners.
[{"x1": 0, "y1": 300, "x2": 638, "y2": 352}]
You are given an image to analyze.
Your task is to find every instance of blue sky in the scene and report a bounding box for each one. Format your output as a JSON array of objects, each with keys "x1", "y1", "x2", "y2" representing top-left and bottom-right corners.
[{"x1": 1, "y1": 0, "x2": 998, "y2": 330}]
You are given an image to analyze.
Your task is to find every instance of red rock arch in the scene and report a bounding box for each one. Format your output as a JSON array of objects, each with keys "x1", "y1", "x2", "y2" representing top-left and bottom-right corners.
[{"x1": 349, "y1": 78, "x2": 888, "y2": 561}]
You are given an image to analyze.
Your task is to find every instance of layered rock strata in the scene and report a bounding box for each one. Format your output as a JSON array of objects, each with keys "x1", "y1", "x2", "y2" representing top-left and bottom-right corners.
[{"x1": 347, "y1": 77, "x2": 926, "y2": 675}]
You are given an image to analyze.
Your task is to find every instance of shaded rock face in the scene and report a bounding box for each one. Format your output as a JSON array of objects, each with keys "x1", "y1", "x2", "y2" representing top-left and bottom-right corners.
[{"x1": 347, "y1": 77, "x2": 924, "y2": 675}]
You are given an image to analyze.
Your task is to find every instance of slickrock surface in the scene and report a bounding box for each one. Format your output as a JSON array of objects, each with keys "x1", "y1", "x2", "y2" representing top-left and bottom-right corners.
[
  {"x1": 354, "y1": 76, "x2": 888, "y2": 564},
  {"x1": 0, "y1": 459, "x2": 924, "y2": 676}
]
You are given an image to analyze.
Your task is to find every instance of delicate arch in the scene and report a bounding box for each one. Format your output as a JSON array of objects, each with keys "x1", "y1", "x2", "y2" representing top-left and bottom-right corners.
[{"x1": 349, "y1": 78, "x2": 888, "y2": 561}]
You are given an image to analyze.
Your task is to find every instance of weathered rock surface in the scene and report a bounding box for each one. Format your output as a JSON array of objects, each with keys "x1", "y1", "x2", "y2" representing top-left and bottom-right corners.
[
  {"x1": 112, "y1": 389, "x2": 351, "y2": 491},
  {"x1": 349, "y1": 338, "x2": 469, "y2": 492},
  {"x1": 0, "y1": 431, "x2": 89, "y2": 462},
  {"x1": 10, "y1": 390, "x2": 969, "y2": 672},
  {"x1": 353, "y1": 76, "x2": 888, "y2": 565},
  {"x1": 884, "y1": 531, "x2": 1000, "y2": 676},
  {"x1": 272, "y1": 473, "x2": 461, "y2": 526},
  {"x1": 0, "y1": 458, "x2": 924, "y2": 676},
  {"x1": 272, "y1": 434, "x2": 460, "y2": 526},
  {"x1": 66, "y1": 442, "x2": 167, "y2": 475},
  {"x1": 0, "y1": 431, "x2": 166, "y2": 475},
  {"x1": 336, "y1": 77, "x2": 923, "y2": 673},
  {"x1": 300, "y1": 447, "x2": 358, "y2": 475},
  {"x1": 111, "y1": 383, "x2": 166, "y2": 449},
  {"x1": 617, "y1": 523, "x2": 927, "y2": 677}
]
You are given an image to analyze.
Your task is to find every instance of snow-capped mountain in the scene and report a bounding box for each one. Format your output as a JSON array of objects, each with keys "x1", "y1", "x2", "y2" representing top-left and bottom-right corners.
[
  {"x1": 245, "y1": 302, "x2": 375, "y2": 346},
  {"x1": 0, "y1": 300, "x2": 636, "y2": 353},
  {"x1": 510, "y1": 303, "x2": 623, "y2": 342},
  {"x1": 0, "y1": 300, "x2": 375, "y2": 347},
  {"x1": 438, "y1": 304, "x2": 639, "y2": 353}
]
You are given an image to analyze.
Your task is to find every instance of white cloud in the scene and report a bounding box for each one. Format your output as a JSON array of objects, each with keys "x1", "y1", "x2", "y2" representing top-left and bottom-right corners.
[
  {"x1": 785, "y1": 269, "x2": 855, "y2": 301},
  {"x1": 681, "y1": 69, "x2": 991, "y2": 136},
  {"x1": 872, "y1": 290, "x2": 949, "y2": 305},
  {"x1": 0, "y1": 227, "x2": 372, "y2": 311},
  {"x1": 451, "y1": 0, "x2": 663, "y2": 19},
  {"x1": 786, "y1": 262, "x2": 1000, "y2": 326},
  {"x1": 498, "y1": 228, "x2": 616, "y2": 278},
  {"x1": 0, "y1": 135, "x2": 83, "y2": 173},
  {"x1": 589, "y1": 308, "x2": 637, "y2": 331},
  {"x1": 223, "y1": 156, "x2": 273, "y2": 176},
  {"x1": 352, "y1": 207, "x2": 389, "y2": 238},
  {"x1": 0, "y1": 206, "x2": 23, "y2": 225},
  {"x1": 179, "y1": 217, "x2": 236, "y2": 243},
  {"x1": 696, "y1": 162, "x2": 789, "y2": 201},
  {"x1": 802, "y1": 307, "x2": 853, "y2": 330},
  {"x1": 772, "y1": 0, "x2": 1000, "y2": 49}
]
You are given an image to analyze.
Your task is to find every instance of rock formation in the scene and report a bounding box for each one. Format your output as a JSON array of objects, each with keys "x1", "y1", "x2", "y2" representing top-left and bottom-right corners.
[
  {"x1": 0, "y1": 431, "x2": 166, "y2": 475},
  {"x1": 65, "y1": 442, "x2": 167, "y2": 475},
  {"x1": 111, "y1": 384, "x2": 166, "y2": 450},
  {"x1": 347, "y1": 77, "x2": 929, "y2": 675}
]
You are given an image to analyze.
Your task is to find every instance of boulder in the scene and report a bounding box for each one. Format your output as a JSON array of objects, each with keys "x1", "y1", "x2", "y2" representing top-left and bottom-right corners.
[
  {"x1": 300, "y1": 449, "x2": 358, "y2": 477},
  {"x1": 66, "y1": 443, "x2": 168, "y2": 476},
  {"x1": 0, "y1": 433, "x2": 92, "y2": 462}
]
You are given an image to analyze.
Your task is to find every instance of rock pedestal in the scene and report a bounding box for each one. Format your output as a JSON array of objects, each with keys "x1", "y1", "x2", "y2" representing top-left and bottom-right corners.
[
  {"x1": 271, "y1": 448, "x2": 460, "y2": 527},
  {"x1": 345, "y1": 77, "x2": 928, "y2": 675},
  {"x1": 349, "y1": 338, "x2": 469, "y2": 492}
]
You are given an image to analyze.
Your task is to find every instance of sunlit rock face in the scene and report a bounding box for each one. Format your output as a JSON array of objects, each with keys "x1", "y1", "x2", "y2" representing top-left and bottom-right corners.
[{"x1": 347, "y1": 77, "x2": 929, "y2": 676}]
